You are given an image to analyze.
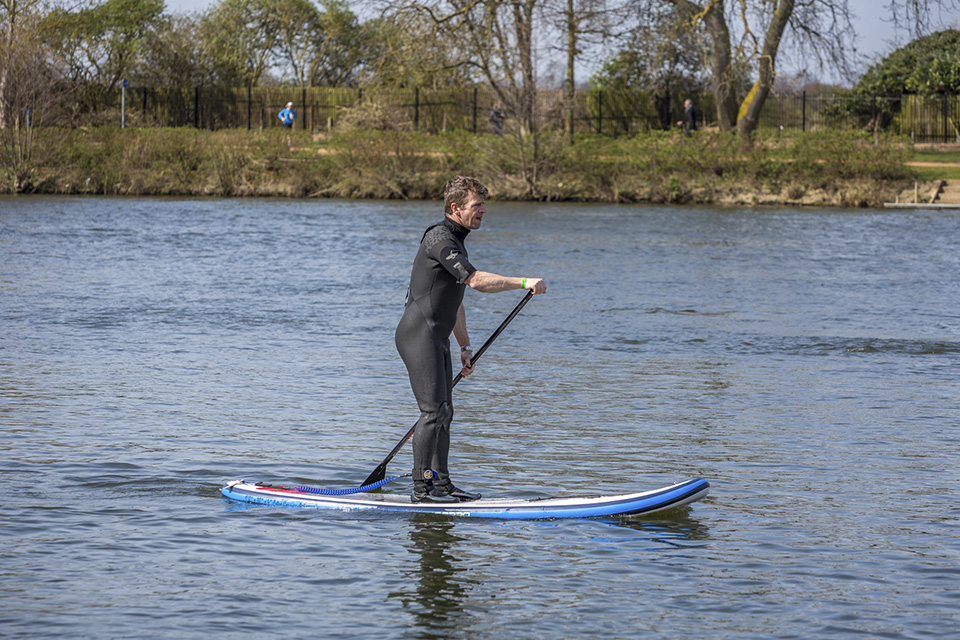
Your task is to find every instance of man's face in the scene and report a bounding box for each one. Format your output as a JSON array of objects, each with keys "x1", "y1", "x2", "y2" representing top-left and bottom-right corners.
[{"x1": 451, "y1": 193, "x2": 485, "y2": 230}]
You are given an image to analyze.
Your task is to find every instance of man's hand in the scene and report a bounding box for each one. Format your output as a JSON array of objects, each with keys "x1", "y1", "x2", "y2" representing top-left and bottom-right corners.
[
  {"x1": 460, "y1": 348, "x2": 474, "y2": 376},
  {"x1": 522, "y1": 277, "x2": 547, "y2": 294}
]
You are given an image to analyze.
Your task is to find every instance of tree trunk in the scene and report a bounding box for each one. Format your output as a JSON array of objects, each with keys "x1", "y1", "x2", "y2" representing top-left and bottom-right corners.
[
  {"x1": 669, "y1": 0, "x2": 738, "y2": 131},
  {"x1": 1, "y1": 7, "x2": 14, "y2": 128},
  {"x1": 736, "y1": 0, "x2": 794, "y2": 139},
  {"x1": 565, "y1": 0, "x2": 575, "y2": 143},
  {"x1": 0, "y1": 66, "x2": 8, "y2": 129},
  {"x1": 702, "y1": 0, "x2": 738, "y2": 131},
  {"x1": 513, "y1": 0, "x2": 536, "y2": 134}
]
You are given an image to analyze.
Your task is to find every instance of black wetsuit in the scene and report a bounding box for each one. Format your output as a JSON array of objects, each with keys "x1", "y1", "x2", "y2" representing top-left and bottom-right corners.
[{"x1": 396, "y1": 217, "x2": 476, "y2": 488}]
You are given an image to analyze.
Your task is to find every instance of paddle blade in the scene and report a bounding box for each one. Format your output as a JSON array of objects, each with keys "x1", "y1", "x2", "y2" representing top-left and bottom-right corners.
[
  {"x1": 362, "y1": 463, "x2": 387, "y2": 487},
  {"x1": 361, "y1": 424, "x2": 416, "y2": 487},
  {"x1": 359, "y1": 291, "x2": 534, "y2": 487}
]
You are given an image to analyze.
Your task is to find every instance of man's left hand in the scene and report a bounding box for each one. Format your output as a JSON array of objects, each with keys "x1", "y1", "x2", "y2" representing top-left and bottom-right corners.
[{"x1": 460, "y1": 349, "x2": 474, "y2": 376}]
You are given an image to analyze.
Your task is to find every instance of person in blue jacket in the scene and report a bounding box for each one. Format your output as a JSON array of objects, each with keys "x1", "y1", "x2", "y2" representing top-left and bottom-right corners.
[{"x1": 278, "y1": 102, "x2": 297, "y2": 128}]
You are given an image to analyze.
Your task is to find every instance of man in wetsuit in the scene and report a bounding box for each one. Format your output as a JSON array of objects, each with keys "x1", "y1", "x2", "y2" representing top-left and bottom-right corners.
[{"x1": 396, "y1": 176, "x2": 547, "y2": 503}]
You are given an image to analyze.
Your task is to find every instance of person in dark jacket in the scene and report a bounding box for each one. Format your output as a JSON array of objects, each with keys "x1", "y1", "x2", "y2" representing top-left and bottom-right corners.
[
  {"x1": 489, "y1": 103, "x2": 505, "y2": 136},
  {"x1": 678, "y1": 99, "x2": 698, "y2": 134}
]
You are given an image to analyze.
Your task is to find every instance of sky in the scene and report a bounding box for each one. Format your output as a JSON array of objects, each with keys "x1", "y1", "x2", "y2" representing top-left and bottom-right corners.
[
  {"x1": 163, "y1": 0, "x2": 959, "y2": 83},
  {"x1": 849, "y1": 0, "x2": 959, "y2": 61}
]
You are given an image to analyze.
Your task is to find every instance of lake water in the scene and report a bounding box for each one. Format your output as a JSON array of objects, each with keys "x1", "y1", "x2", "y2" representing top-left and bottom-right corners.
[{"x1": 2, "y1": 196, "x2": 958, "y2": 639}]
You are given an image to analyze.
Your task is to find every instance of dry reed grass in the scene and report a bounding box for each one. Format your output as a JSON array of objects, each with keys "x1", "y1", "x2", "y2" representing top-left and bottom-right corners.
[{"x1": 7, "y1": 127, "x2": 914, "y2": 207}]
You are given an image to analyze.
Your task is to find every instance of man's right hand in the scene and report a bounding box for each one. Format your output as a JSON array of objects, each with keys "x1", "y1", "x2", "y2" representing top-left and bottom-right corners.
[{"x1": 523, "y1": 277, "x2": 547, "y2": 294}]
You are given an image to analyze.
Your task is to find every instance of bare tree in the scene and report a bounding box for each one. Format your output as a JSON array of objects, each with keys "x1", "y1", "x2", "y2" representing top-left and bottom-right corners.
[
  {"x1": 547, "y1": 0, "x2": 628, "y2": 141},
  {"x1": 0, "y1": 7, "x2": 65, "y2": 191},
  {"x1": 355, "y1": 10, "x2": 472, "y2": 89},
  {"x1": 670, "y1": 0, "x2": 856, "y2": 138},
  {"x1": 1, "y1": 0, "x2": 48, "y2": 127},
  {"x1": 592, "y1": 5, "x2": 711, "y2": 96},
  {"x1": 884, "y1": 0, "x2": 960, "y2": 39},
  {"x1": 384, "y1": 0, "x2": 541, "y2": 131},
  {"x1": 631, "y1": 0, "x2": 959, "y2": 140}
]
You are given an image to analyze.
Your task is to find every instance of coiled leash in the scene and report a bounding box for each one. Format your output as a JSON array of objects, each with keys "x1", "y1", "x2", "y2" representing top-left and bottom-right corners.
[{"x1": 282, "y1": 474, "x2": 411, "y2": 496}]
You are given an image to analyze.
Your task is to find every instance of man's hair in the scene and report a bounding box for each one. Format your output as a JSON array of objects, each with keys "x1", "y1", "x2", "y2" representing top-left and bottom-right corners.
[{"x1": 444, "y1": 176, "x2": 489, "y2": 216}]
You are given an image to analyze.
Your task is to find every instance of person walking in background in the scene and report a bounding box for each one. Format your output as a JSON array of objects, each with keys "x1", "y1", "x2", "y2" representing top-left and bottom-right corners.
[
  {"x1": 278, "y1": 102, "x2": 297, "y2": 128},
  {"x1": 489, "y1": 103, "x2": 505, "y2": 136},
  {"x1": 678, "y1": 99, "x2": 698, "y2": 135}
]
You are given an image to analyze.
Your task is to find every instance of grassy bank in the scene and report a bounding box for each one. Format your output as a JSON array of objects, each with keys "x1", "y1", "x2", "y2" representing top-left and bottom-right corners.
[
  {"x1": 3, "y1": 126, "x2": 934, "y2": 207},
  {"x1": 908, "y1": 146, "x2": 960, "y2": 181}
]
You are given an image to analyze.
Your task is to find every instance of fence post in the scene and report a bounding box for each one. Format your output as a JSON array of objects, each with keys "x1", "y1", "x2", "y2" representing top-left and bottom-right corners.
[
  {"x1": 473, "y1": 87, "x2": 478, "y2": 134},
  {"x1": 802, "y1": 91, "x2": 806, "y2": 132},
  {"x1": 247, "y1": 85, "x2": 252, "y2": 130},
  {"x1": 194, "y1": 86, "x2": 200, "y2": 129},
  {"x1": 955, "y1": 94, "x2": 959, "y2": 143},
  {"x1": 944, "y1": 93, "x2": 949, "y2": 143},
  {"x1": 414, "y1": 87, "x2": 420, "y2": 130},
  {"x1": 302, "y1": 88, "x2": 307, "y2": 130},
  {"x1": 597, "y1": 90, "x2": 602, "y2": 134},
  {"x1": 666, "y1": 89, "x2": 672, "y2": 131}
]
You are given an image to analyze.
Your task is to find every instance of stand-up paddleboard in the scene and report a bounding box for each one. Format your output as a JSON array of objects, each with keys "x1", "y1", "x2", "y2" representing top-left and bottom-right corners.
[{"x1": 221, "y1": 478, "x2": 709, "y2": 519}]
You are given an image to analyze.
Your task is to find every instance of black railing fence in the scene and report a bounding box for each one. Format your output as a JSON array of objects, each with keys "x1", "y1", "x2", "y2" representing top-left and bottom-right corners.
[{"x1": 70, "y1": 85, "x2": 960, "y2": 143}]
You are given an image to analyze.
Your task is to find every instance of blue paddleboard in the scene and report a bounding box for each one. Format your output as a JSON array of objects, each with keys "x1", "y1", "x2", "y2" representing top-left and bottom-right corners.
[{"x1": 221, "y1": 478, "x2": 709, "y2": 519}]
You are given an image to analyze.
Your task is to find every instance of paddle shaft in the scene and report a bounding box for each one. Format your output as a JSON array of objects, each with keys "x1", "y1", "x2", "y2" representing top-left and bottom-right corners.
[{"x1": 361, "y1": 290, "x2": 534, "y2": 486}]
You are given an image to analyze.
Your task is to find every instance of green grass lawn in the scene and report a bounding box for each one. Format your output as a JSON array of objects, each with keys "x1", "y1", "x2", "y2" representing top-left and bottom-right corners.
[
  {"x1": 910, "y1": 149, "x2": 960, "y2": 163},
  {"x1": 908, "y1": 147, "x2": 960, "y2": 180},
  {"x1": 911, "y1": 166, "x2": 960, "y2": 180}
]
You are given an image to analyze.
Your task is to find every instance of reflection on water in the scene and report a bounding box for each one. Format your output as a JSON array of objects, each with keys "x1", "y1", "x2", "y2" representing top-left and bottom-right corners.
[
  {"x1": 602, "y1": 506, "x2": 711, "y2": 545},
  {"x1": 387, "y1": 506, "x2": 711, "y2": 640},
  {"x1": 390, "y1": 515, "x2": 477, "y2": 640}
]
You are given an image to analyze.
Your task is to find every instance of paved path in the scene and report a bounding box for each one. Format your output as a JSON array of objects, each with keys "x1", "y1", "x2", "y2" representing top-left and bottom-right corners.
[{"x1": 936, "y1": 180, "x2": 960, "y2": 204}]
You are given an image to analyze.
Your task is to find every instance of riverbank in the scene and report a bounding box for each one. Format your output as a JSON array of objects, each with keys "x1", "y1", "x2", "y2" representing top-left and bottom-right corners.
[{"x1": 3, "y1": 126, "x2": 942, "y2": 207}]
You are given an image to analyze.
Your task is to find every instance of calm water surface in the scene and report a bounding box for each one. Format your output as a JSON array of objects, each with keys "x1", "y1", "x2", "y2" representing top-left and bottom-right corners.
[{"x1": 2, "y1": 196, "x2": 958, "y2": 639}]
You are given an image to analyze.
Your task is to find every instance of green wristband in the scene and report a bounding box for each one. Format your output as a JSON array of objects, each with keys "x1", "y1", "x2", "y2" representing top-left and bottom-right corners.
[{"x1": 521, "y1": 277, "x2": 526, "y2": 290}]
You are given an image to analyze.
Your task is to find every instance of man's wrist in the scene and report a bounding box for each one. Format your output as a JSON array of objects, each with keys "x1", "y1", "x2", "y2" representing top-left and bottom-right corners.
[{"x1": 461, "y1": 345, "x2": 472, "y2": 352}]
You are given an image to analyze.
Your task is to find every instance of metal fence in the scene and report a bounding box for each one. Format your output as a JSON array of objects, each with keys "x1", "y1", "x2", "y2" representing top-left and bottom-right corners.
[
  {"x1": 90, "y1": 85, "x2": 960, "y2": 143},
  {"x1": 753, "y1": 93, "x2": 960, "y2": 142}
]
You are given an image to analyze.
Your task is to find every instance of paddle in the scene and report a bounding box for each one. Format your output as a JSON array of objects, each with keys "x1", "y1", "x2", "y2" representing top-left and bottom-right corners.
[{"x1": 361, "y1": 290, "x2": 535, "y2": 486}]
